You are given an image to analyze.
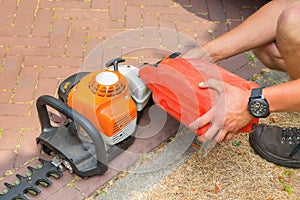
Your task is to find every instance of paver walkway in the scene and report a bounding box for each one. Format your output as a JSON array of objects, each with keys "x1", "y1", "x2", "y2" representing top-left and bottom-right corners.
[{"x1": 0, "y1": 0, "x2": 270, "y2": 199}]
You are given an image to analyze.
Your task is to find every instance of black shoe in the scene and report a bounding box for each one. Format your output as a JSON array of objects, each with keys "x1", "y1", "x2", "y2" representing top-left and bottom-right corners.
[{"x1": 249, "y1": 124, "x2": 300, "y2": 168}]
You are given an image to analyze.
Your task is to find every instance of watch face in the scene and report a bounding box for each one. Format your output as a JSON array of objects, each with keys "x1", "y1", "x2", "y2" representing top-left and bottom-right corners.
[{"x1": 249, "y1": 99, "x2": 269, "y2": 118}]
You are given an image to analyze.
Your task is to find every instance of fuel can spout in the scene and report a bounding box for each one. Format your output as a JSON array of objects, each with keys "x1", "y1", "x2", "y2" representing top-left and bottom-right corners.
[{"x1": 139, "y1": 57, "x2": 259, "y2": 136}]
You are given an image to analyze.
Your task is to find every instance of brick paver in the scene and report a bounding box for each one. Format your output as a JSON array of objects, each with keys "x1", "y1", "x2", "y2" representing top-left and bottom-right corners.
[{"x1": 0, "y1": 0, "x2": 269, "y2": 199}]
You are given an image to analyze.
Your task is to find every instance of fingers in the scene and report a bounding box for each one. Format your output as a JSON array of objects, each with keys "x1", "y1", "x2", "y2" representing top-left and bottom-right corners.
[
  {"x1": 199, "y1": 79, "x2": 225, "y2": 94},
  {"x1": 198, "y1": 128, "x2": 235, "y2": 143},
  {"x1": 197, "y1": 124, "x2": 220, "y2": 142},
  {"x1": 214, "y1": 129, "x2": 229, "y2": 143},
  {"x1": 225, "y1": 132, "x2": 235, "y2": 141},
  {"x1": 189, "y1": 109, "x2": 212, "y2": 130}
]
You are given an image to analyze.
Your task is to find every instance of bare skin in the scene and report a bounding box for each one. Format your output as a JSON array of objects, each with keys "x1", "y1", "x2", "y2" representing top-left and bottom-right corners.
[{"x1": 183, "y1": 0, "x2": 300, "y2": 143}]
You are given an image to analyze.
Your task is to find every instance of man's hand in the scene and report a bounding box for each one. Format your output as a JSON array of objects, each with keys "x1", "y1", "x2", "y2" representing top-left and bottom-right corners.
[{"x1": 189, "y1": 79, "x2": 254, "y2": 143}]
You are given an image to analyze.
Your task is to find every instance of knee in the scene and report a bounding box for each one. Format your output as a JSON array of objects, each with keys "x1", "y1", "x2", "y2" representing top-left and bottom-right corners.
[
  {"x1": 252, "y1": 48, "x2": 263, "y2": 58},
  {"x1": 252, "y1": 44, "x2": 286, "y2": 71},
  {"x1": 252, "y1": 46, "x2": 273, "y2": 62},
  {"x1": 277, "y1": 3, "x2": 300, "y2": 41}
]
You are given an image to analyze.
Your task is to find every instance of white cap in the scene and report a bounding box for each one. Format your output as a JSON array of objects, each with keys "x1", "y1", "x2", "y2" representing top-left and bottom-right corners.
[{"x1": 96, "y1": 72, "x2": 118, "y2": 86}]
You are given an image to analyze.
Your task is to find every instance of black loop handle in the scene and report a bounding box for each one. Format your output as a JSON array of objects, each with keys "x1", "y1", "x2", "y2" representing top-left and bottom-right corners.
[
  {"x1": 105, "y1": 57, "x2": 125, "y2": 71},
  {"x1": 36, "y1": 95, "x2": 108, "y2": 165},
  {"x1": 142, "y1": 52, "x2": 181, "y2": 67}
]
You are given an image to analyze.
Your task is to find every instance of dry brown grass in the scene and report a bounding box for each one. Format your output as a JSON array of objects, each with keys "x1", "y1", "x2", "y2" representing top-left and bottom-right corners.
[{"x1": 134, "y1": 112, "x2": 300, "y2": 199}]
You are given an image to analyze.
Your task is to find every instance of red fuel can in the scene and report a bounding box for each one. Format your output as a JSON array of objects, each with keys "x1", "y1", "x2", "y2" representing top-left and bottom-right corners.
[{"x1": 139, "y1": 57, "x2": 259, "y2": 136}]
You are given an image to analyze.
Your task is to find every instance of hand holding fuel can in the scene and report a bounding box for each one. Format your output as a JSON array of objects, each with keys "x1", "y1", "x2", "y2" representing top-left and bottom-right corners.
[
  {"x1": 139, "y1": 56, "x2": 259, "y2": 142},
  {"x1": 189, "y1": 79, "x2": 255, "y2": 143}
]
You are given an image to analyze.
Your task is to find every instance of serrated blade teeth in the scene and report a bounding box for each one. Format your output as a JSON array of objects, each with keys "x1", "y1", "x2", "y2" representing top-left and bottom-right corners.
[
  {"x1": 36, "y1": 178, "x2": 52, "y2": 186},
  {"x1": 16, "y1": 174, "x2": 27, "y2": 181},
  {"x1": 38, "y1": 158, "x2": 47, "y2": 164},
  {"x1": 13, "y1": 194, "x2": 28, "y2": 200},
  {"x1": 27, "y1": 166, "x2": 38, "y2": 172},
  {"x1": 47, "y1": 170, "x2": 63, "y2": 179},
  {"x1": 25, "y1": 185, "x2": 41, "y2": 194},
  {"x1": 1, "y1": 158, "x2": 62, "y2": 200},
  {"x1": 4, "y1": 182, "x2": 14, "y2": 189}
]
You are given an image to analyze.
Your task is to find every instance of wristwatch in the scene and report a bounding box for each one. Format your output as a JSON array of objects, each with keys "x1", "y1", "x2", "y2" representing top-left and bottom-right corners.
[{"x1": 248, "y1": 87, "x2": 270, "y2": 118}]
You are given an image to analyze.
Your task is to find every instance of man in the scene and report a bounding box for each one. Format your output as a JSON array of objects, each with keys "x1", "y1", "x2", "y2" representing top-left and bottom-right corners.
[{"x1": 182, "y1": 0, "x2": 300, "y2": 168}]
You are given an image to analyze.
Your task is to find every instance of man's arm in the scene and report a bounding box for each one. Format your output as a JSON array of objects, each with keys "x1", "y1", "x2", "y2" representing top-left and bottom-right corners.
[
  {"x1": 264, "y1": 79, "x2": 300, "y2": 112},
  {"x1": 183, "y1": 0, "x2": 293, "y2": 61}
]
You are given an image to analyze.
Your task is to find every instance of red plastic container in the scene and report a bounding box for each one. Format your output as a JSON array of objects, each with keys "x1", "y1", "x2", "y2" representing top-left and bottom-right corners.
[{"x1": 139, "y1": 57, "x2": 259, "y2": 136}]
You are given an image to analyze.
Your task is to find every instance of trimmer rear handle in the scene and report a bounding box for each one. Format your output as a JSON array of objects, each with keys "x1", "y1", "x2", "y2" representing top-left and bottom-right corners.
[{"x1": 36, "y1": 95, "x2": 108, "y2": 165}]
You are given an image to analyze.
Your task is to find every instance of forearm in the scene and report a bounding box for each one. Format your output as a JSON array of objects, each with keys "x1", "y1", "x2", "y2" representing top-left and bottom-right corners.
[
  {"x1": 204, "y1": 0, "x2": 292, "y2": 62},
  {"x1": 263, "y1": 79, "x2": 300, "y2": 112}
]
